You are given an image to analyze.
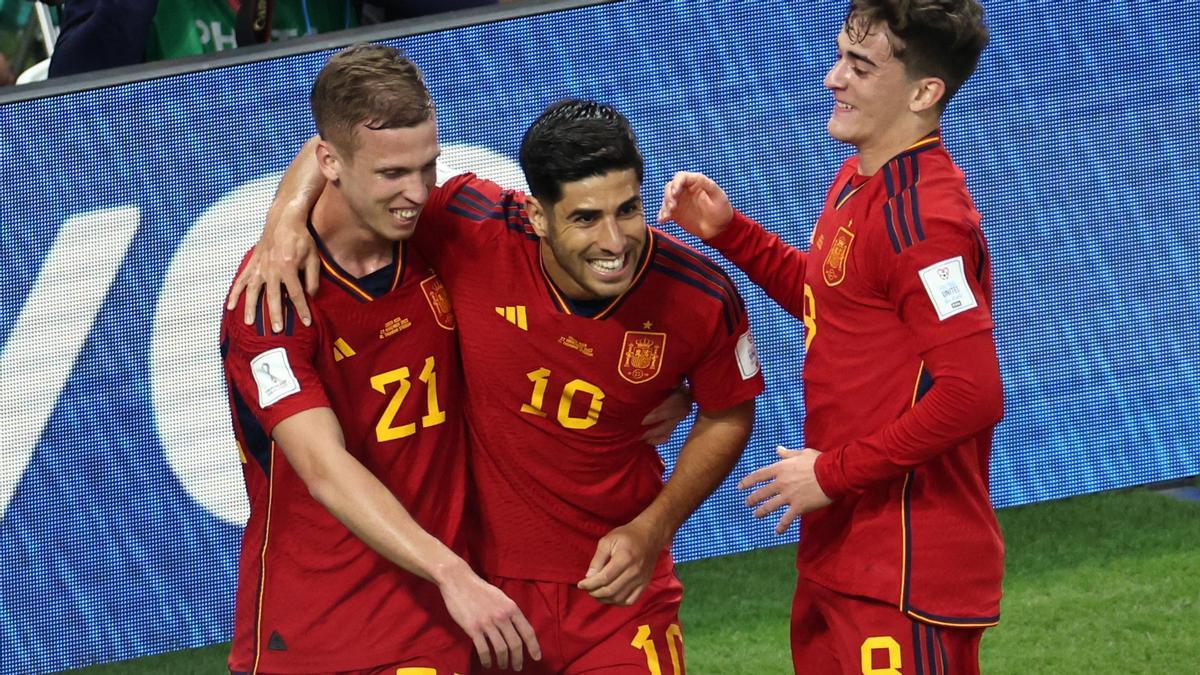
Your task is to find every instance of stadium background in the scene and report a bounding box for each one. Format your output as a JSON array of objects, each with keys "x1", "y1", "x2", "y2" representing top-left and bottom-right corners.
[{"x1": 1, "y1": 1, "x2": 1198, "y2": 672}]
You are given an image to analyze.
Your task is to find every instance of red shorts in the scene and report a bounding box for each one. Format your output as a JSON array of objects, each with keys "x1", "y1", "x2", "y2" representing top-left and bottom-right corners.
[
  {"x1": 791, "y1": 576, "x2": 985, "y2": 675},
  {"x1": 476, "y1": 572, "x2": 685, "y2": 674},
  {"x1": 235, "y1": 640, "x2": 472, "y2": 675}
]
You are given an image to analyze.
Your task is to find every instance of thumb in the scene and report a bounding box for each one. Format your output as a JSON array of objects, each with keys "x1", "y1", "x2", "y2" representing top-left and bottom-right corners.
[{"x1": 776, "y1": 445, "x2": 803, "y2": 459}]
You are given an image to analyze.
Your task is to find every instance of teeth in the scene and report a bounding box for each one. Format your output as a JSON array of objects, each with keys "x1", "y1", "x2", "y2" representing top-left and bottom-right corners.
[
  {"x1": 391, "y1": 209, "x2": 417, "y2": 219},
  {"x1": 588, "y1": 257, "x2": 623, "y2": 272},
  {"x1": 837, "y1": 102, "x2": 853, "y2": 110}
]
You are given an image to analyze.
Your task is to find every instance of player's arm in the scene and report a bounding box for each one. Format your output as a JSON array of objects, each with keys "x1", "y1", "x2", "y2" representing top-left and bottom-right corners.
[
  {"x1": 226, "y1": 135, "x2": 326, "y2": 331},
  {"x1": 579, "y1": 398, "x2": 755, "y2": 606},
  {"x1": 271, "y1": 408, "x2": 542, "y2": 671},
  {"x1": 659, "y1": 171, "x2": 808, "y2": 317}
]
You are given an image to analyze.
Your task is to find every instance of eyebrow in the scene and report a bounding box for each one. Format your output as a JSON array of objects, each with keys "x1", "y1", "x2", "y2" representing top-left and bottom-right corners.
[{"x1": 845, "y1": 48, "x2": 878, "y2": 68}]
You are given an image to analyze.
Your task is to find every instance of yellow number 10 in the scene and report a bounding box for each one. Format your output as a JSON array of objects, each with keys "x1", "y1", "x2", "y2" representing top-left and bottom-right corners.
[
  {"x1": 631, "y1": 624, "x2": 683, "y2": 675},
  {"x1": 520, "y1": 367, "x2": 605, "y2": 430},
  {"x1": 370, "y1": 356, "x2": 446, "y2": 442}
]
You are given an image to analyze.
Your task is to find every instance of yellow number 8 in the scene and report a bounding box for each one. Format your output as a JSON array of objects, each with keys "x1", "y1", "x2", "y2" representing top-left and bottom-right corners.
[{"x1": 860, "y1": 635, "x2": 902, "y2": 675}]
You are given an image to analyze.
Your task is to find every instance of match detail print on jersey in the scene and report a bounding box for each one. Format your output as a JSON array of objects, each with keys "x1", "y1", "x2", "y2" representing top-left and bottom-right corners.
[
  {"x1": 250, "y1": 347, "x2": 301, "y2": 407},
  {"x1": 917, "y1": 256, "x2": 978, "y2": 321}
]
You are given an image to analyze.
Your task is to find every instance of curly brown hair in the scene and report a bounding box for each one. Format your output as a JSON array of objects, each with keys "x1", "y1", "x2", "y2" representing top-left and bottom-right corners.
[
  {"x1": 310, "y1": 44, "x2": 435, "y2": 156},
  {"x1": 845, "y1": 0, "x2": 989, "y2": 111}
]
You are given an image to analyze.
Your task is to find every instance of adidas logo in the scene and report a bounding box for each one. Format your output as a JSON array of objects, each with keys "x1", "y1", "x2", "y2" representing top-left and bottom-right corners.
[
  {"x1": 495, "y1": 305, "x2": 528, "y2": 331},
  {"x1": 332, "y1": 337, "x2": 356, "y2": 362}
]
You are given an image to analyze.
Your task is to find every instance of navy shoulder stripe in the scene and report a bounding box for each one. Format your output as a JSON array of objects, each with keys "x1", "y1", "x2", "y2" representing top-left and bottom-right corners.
[
  {"x1": 650, "y1": 261, "x2": 736, "y2": 335},
  {"x1": 655, "y1": 235, "x2": 745, "y2": 311},
  {"x1": 883, "y1": 155, "x2": 926, "y2": 255}
]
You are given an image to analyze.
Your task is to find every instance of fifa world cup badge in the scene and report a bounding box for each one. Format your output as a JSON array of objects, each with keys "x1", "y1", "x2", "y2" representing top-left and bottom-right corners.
[{"x1": 618, "y1": 330, "x2": 667, "y2": 384}]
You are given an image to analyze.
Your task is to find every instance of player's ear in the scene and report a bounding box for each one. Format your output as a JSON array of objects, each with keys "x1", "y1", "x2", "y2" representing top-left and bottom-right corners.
[
  {"x1": 909, "y1": 76, "x2": 945, "y2": 114},
  {"x1": 315, "y1": 139, "x2": 341, "y2": 183},
  {"x1": 526, "y1": 195, "x2": 550, "y2": 238}
]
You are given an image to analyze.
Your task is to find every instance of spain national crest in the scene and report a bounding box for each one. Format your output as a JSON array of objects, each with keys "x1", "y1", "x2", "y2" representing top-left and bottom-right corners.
[
  {"x1": 420, "y1": 274, "x2": 456, "y2": 330},
  {"x1": 822, "y1": 225, "x2": 855, "y2": 286},
  {"x1": 619, "y1": 330, "x2": 667, "y2": 384}
]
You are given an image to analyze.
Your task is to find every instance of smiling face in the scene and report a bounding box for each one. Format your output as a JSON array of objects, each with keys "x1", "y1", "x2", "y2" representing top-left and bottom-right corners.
[
  {"x1": 528, "y1": 168, "x2": 648, "y2": 300},
  {"x1": 317, "y1": 118, "x2": 440, "y2": 243},
  {"x1": 823, "y1": 22, "x2": 924, "y2": 152}
]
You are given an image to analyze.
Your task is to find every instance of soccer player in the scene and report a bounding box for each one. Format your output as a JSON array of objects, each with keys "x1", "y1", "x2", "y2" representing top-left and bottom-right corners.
[
  {"x1": 658, "y1": 1, "x2": 1002, "y2": 673},
  {"x1": 234, "y1": 100, "x2": 763, "y2": 673},
  {"x1": 220, "y1": 45, "x2": 539, "y2": 675}
]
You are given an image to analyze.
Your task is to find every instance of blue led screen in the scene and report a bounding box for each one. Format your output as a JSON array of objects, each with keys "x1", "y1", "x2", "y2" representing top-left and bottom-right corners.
[{"x1": 2, "y1": 1, "x2": 1198, "y2": 672}]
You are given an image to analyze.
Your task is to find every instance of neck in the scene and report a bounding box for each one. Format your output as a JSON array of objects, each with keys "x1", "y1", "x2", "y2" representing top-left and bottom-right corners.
[
  {"x1": 310, "y1": 188, "x2": 395, "y2": 278},
  {"x1": 855, "y1": 117, "x2": 939, "y2": 176}
]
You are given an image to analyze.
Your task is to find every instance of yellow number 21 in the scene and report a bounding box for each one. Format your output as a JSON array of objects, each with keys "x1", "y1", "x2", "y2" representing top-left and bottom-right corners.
[{"x1": 370, "y1": 356, "x2": 446, "y2": 442}]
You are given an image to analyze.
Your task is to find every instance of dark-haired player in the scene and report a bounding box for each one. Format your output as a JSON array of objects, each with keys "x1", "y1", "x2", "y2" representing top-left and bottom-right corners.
[
  {"x1": 659, "y1": 1, "x2": 1002, "y2": 673},
  {"x1": 234, "y1": 99, "x2": 761, "y2": 673}
]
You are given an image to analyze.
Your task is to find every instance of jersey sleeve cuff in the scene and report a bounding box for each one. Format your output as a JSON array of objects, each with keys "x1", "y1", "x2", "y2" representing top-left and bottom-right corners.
[
  {"x1": 813, "y1": 448, "x2": 851, "y2": 500},
  {"x1": 705, "y1": 209, "x2": 757, "y2": 251}
]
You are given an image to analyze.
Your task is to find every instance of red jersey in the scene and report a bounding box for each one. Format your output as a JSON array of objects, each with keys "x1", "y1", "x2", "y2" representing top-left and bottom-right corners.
[
  {"x1": 414, "y1": 174, "x2": 764, "y2": 583},
  {"x1": 221, "y1": 232, "x2": 469, "y2": 673},
  {"x1": 707, "y1": 134, "x2": 1004, "y2": 626}
]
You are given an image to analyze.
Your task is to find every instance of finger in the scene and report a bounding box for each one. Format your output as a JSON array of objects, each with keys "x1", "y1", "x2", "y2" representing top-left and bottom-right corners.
[
  {"x1": 776, "y1": 506, "x2": 803, "y2": 535},
  {"x1": 265, "y1": 280, "x2": 285, "y2": 334},
  {"x1": 754, "y1": 493, "x2": 789, "y2": 519},
  {"x1": 470, "y1": 630, "x2": 492, "y2": 669},
  {"x1": 640, "y1": 426, "x2": 671, "y2": 445},
  {"x1": 304, "y1": 249, "x2": 322, "y2": 296},
  {"x1": 498, "y1": 620, "x2": 524, "y2": 671},
  {"x1": 282, "y1": 268, "x2": 311, "y2": 326},
  {"x1": 746, "y1": 483, "x2": 780, "y2": 510},
  {"x1": 776, "y1": 445, "x2": 802, "y2": 459},
  {"x1": 511, "y1": 611, "x2": 542, "y2": 662},
  {"x1": 485, "y1": 625, "x2": 510, "y2": 670},
  {"x1": 578, "y1": 539, "x2": 614, "y2": 589},
  {"x1": 226, "y1": 272, "x2": 247, "y2": 311},
  {"x1": 589, "y1": 565, "x2": 640, "y2": 603},
  {"x1": 242, "y1": 277, "x2": 263, "y2": 326},
  {"x1": 738, "y1": 465, "x2": 777, "y2": 490},
  {"x1": 623, "y1": 583, "x2": 647, "y2": 607}
]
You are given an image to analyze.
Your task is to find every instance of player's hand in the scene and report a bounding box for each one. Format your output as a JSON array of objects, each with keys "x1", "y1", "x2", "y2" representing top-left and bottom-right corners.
[
  {"x1": 640, "y1": 385, "x2": 694, "y2": 444},
  {"x1": 657, "y1": 171, "x2": 735, "y2": 240},
  {"x1": 436, "y1": 562, "x2": 541, "y2": 671},
  {"x1": 577, "y1": 517, "x2": 669, "y2": 606},
  {"x1": 739, "y1": 446, "x2": 833, "y2": 534},
  {"x1": 225, "y1": 209, "x2": 320, "y2": 332}
]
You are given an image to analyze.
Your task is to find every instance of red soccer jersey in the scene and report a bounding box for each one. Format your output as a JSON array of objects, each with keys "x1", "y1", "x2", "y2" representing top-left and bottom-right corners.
[
  {"x1": 221, "y1": 232, "x2": 469, "y2": 673},
  {"x1": 708, "y1": 134, "x2": 1004, "y2": 626},
  {"x1": 413, "y1": 173, "x2": 764, "y2": 583}
]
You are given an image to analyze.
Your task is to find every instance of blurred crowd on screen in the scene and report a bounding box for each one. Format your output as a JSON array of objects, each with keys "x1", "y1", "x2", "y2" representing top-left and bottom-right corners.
[{"x1": 0, "y1": 0, "x2": 507, "y2": 86}]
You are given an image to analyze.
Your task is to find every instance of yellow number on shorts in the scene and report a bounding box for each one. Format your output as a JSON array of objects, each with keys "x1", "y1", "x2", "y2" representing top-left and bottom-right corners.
[
  {"x1": 520, "y1": 368, "x2": 605, "y2": 430},
  {"x1": 860, "y1": 635, "x2": 902, "y2": 675},
  {"x1": 371, "y1": 356, "x2": 446, "y2": 442},
  {"x1": 803, "y1": 282, "x2": 817, "y2": 351},
  {"x1": 632, "y1": 623, "x2": 683, "y2": 675}
]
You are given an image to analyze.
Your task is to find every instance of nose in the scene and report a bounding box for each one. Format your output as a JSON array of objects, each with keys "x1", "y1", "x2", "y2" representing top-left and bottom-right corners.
[
  {"x1": 824, "y1": 58, "x2": 846, "y2": 91},
  {"x1": 401, "y1": 173, "x2": 429, "y2": 206},
  {"x1": 595, "y1": 215, "x2": 624, "y2": 253}
]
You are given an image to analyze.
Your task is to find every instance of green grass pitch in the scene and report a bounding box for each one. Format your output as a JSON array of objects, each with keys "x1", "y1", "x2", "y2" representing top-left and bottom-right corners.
[{"x1": 67, "y1": 486, "x2": 1200, "y2": 674}]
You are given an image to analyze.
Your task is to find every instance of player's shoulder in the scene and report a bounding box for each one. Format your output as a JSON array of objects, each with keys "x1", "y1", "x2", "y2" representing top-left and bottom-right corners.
[
  {"x1": 222, "y1": 246, "x2": 309, "y2": 341},
  {"x1": 874, "y1": 141, "x2": 981, "y2": 256},
  {"x1": 434, "y1": 172, "x2": 534, "y2": 236},
  {"x1": 647, "y1": 228, "x2": 746, "y2": 333}
]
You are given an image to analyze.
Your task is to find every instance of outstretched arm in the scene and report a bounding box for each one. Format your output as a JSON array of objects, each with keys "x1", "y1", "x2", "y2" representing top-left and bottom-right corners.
[
  {"x1": 578, "y1": 399, "x2": 754, "y2": 605},
  {"x1": 659, "y1": 171, "x2": 809, "y2": 317},
  {"x1": 226, "y1": 136, "x2": 327, "y2": 331},
  {"x1": 272, "y1": 408, "x2": 542, "y2": 671}
]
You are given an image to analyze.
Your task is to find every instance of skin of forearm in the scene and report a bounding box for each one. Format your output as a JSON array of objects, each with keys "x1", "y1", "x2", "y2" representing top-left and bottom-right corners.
[
  {"x1": 267, "y1": 135, "x2": 327, "y2": 236},
  {"x1": 633, "y1": 399, "x2": 756, "y2": 542},
  {"x1": 274, "y1": 409, "x2": 468, "y2": 585}
]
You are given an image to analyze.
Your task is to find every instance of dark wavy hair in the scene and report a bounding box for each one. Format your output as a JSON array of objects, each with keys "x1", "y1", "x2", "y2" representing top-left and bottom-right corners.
[
  {"x1": 519, "y1": 99, "x2": 644, "y2": 204},
  {"x1": 845, "y1": 0, "x2": 989, "y2": 110}
]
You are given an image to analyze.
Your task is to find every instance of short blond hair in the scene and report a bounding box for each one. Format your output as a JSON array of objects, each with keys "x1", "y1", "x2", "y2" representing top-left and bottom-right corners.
[{"x1": 310, "y1": 44, "x2": 434, "y2": 156}]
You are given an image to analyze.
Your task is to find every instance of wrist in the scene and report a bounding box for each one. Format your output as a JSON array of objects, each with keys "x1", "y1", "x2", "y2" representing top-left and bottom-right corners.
[{"x1": 428, "y1": 553, "x2": 472, "y2": 588}]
